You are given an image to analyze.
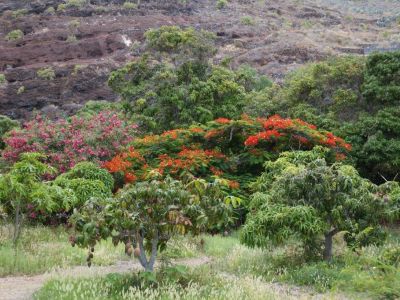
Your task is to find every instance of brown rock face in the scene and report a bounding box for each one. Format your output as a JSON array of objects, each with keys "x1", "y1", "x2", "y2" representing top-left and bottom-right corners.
[{"x1": 0, "y1": 0, "x2": 399, "y2": 119}]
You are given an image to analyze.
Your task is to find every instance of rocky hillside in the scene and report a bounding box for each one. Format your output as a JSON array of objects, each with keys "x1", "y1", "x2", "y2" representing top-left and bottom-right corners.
[{"x1": 1, "y1": 0, "x2": 399, "y2": 119}]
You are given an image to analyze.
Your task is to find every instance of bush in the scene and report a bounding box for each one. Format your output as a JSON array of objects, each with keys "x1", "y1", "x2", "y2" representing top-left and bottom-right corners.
[
  {"x1": 0, "y1": 74, "x2": 6, "y2": 86},
  {"x1": 11, "y1": 9, "x2": 28, "y2": 18},
  {"x1": 2, "y1": 112, "x2": 137, "y2": 174},
  {"x1": 17, "y1": 86, "x2": 25, "y2": 95},
  {"x1": 55, "y1": 162, "x2": 114, "y2": 191},
  {"x1": 216, "y1": 0, "x2": 228, "y2": 9},
  {"x1": 363, "y1": 51, "x2": 400, "y2": 106},
  {"x1": 5, "y1": 30, "x2": 24, "y2": 41},
  {"x1": 37, "y1": 67, "x2": 56, "y2": 80},
  {"x1": 240, "y1": 16, "x2": 254, "y2": 26},
  {"x1": 0, "y1": 115, "x2": 18, "y2": 150},
  {"x1": 122, "y1": 2, "x2": 137, "y2": 9}
]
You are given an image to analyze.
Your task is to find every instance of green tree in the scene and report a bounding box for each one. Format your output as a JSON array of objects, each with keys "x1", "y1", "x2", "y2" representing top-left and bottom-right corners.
[
  {"x1": 70, "y1": 176, "x2": 239, "y2": 271},
  {"x1": 108, "y1": 26, "x2": 265, "y2": 132},
  {"x1": 241, "y1": 147, "x2": 386, "y2": 261},
  {"x1": 0, "y1": 153, "x2": 57, "y2": 245},
  {"x1": 362, "y1": 51, "x2": 400, "y2": 106}
]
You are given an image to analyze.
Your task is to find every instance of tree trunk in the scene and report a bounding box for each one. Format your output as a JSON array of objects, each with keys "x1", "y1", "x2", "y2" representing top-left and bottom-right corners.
[
  {"x1": 137, "y1": 229, "x2": 159, "y2": 272},
  {"x1": 13, "y1": 201, "x2": 21, "y2": 248},
  {"x1": 323, "y1": 229, "x2": 338, "y2": 262}
]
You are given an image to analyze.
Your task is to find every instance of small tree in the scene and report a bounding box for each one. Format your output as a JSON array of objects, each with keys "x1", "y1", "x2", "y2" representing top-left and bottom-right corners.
[
  {"x1": 70, "y1": 176, "x2": 239, "y2": 271},
  {"x1": 241, "y1": 147, "x2": 386, "y2": 261},
  {"x1": 0, "y1": 153, "x2": 56, "y2": 245}
]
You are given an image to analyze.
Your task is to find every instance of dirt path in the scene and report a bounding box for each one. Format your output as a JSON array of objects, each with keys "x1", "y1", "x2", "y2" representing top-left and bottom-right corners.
[{"x1": 0, "y1": 257, "x2": 211, "y2": 300}]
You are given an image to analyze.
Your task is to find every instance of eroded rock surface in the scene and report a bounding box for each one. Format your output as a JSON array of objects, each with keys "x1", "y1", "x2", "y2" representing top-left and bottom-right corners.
[{"x1": 1, "y1": 0, "x2": 399, "y2": 119}]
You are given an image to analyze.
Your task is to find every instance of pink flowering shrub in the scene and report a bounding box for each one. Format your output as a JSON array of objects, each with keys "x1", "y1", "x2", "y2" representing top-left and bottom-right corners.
[{"x1": 2, "y1": 112, "x2": 137, "y2": 174}]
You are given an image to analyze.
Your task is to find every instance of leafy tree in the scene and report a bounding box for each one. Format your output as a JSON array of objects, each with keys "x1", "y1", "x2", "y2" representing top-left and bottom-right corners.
[
  {"x1": 340, "y1": 107, "x2": 400, "y2": 183},
  {"x1": 70, "y1": 176, "x2": 239, "y2": 271},
  {"x1": 104, "y1": 115, "x2": 350, "y2": 195},
  {"x1": 0, "y1": 153, "x2": 59, "y2": 245},
  {"x1": 362, "y1": 51, "x2": 400, "y2": 106},
  {"x1": 278, "y1": 56, "x2": 366, "y2": 122},
  {"x1": 108, "y1": 26, "x2": 266, "y2": 132},
  {"x1": 241, "y1": 147, "x2": 386, "y2": 261}
]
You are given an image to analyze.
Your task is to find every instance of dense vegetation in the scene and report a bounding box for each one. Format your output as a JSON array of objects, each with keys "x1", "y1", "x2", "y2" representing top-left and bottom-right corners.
[{"x1": 1, "y1": 26, "x2": 400, "y2": 299}]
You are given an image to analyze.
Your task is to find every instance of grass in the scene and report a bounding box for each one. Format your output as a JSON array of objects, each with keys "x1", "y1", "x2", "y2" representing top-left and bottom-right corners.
[
  {"x1": 0, "y1": 225, "x2": 125, "y2": 276},
  {"x1": 6, "y1": 226, "x2": 400, "y2": 299},
  {"x1": 34, "y1": 266, "x2": 280, "y2": 300}
]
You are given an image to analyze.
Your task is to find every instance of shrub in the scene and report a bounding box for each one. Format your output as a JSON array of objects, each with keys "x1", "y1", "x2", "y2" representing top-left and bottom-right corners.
[
  {"x1": 44, "y1": 7, "x2": 55, "y2": 15},
  {"x1": 17, "y1": 86, "x2": 25, "y2": 94},
  {"x1": 0, "y1": 74, "x2": 6, "y2": 86},
  {"x1": 37, "y1": 67, "x2": 56, "y2": 81},
  {"x1": 241, "y1": 147, "x2": 387, "y2": 261},
  {"x1": 363, "y1": 51, "x2": 400, "y2": 106},
  {"x1": 240, "y1": 16, "x2": 254, "y2": 26},
  {"x1": 122, "y1": 2, "x2": 137, "y2": 9},
  {"x1": 11, "y1": 9, "x2": 28, "y2": 18},
  {"x1": 2, "y1": 112, "x2": 137, "y2": 174},
  {"x1": 65, "y1": 0, "x2": 87, "y2": 8},
  {"x1": 216, "y1": 0, "x2": 228, "y2": 9},
  {"x1": 0, "y1": 115, "x2": 18, "y2": 150},
  {"x1": 5, "y1": 30, "x2": 24, "y2": 41},
  {"x1": 66, "y1": 34, "x2": 78, "y2": 43}
]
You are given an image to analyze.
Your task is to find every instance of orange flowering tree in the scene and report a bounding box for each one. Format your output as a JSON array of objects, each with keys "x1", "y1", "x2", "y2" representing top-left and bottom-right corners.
[{"x1": 104, "y1": 115, "x2": 351, "y2": 194}]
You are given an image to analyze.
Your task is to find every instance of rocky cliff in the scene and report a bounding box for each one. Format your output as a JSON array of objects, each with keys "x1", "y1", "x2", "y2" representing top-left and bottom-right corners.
[{"x1": 0, "y1": 0, "x2": 399, "y2": 119}]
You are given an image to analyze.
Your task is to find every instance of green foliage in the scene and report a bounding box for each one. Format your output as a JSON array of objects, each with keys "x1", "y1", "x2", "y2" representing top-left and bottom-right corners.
[
  {"x1": 44, "y1": 6, "x2": 55, "y2": 15},
  {"x1": 243, "y1": 53, "x2": 400, "y2": 184},
  {"x1": 144, "y1": 26, "x2": 216, "y2": 61},
  {"x1": 122, "y1": 2, "x2": 137, "y2": 9},
  {"x1": 11, "y1": 9, "x2": 28, "y2": 18},
  {"x1": 216, "y1": 0, "x2": 228, "y2": 9},
  {"x1": 380, "y1": 246, "x2": 400, "y2": 267},
  {"x1": 280, "y1": 56, "x2": 365, "y2": 121},
  {"x1": 66, "y1": 34, "x2": 78, "y2": 43},
  {"x1": 340, "y1": 107, "x2": 400, "y2": 183},
  {"x1": 362, "y1": 51, "x2": 400, "y2": 106},
  {"x1": 0, "y1": 115, "x2": 18, "y2": 150},
  {"x1": 241, "y1": 147, "x2": 387, "y2": 260},
  {"x1": 37, "y1": 67, "x2": 56, "y2": 80},
  {"x1": 0, "y1": 153, "x2": 58, "y2": 244},
  {"x1": 0, "y1": 74, "x2": 6, "y2": 85},
  {"x1": 70, "y1": 176, "x2": 236, "y2": 271},
  {"x1": 240, "y1": 16, "x2": 255, "y2": 26},
  {"x1": 5, "y1": 29, "x2": 24, "y2": 41},
  {"x1": 17, "y1": 86, "x2": 25, "y2": 94},
  {"x1": 75, "y1": 100, "x2": 120, "y2": 118},
  {"x1": 54, "y1": 162, "x2": 113, "y2": 208},
  {"x1": 109, "y1": 27, "x2": 268, "y2": 132}
]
